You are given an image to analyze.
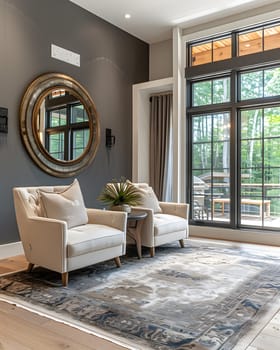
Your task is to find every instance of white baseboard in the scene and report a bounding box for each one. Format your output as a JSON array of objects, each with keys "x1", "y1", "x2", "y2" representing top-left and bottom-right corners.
[
  {"x1": 0, "y1": 241, "x2": 24, "y2": 259},
  {"x1": 190, "y1": 225, "x2": 280, "y2": 246}
]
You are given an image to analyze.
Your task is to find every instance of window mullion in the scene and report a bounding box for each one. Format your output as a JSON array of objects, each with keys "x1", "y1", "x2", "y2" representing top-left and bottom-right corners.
[{"x1": 262, "y1": 109, "x2": 265, "y2": 226}]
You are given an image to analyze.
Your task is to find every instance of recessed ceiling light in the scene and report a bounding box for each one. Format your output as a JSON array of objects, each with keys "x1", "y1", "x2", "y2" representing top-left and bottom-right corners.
[{"x1": 124, "y1": 13, "x2": 131, "y2": 19}]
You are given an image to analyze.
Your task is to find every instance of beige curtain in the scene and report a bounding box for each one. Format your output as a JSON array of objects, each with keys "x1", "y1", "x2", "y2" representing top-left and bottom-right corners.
[{"x1": 149, "y1": 92, "x2": 173, "y2": 201}]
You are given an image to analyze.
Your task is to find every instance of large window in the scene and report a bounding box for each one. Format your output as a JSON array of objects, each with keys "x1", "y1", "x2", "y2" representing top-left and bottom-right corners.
[{"x1": 186, "y1": 20, "x2": 280, "y2": 231}]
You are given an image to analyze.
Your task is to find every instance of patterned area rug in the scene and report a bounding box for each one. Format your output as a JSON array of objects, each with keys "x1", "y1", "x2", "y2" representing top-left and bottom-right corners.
[{"x1": 1, "y1": 239, "x2": 280, "y2": 350}]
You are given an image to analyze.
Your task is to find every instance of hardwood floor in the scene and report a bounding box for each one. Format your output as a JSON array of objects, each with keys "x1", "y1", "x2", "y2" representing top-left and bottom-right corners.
[
  {"x1": 1, "y1": 244, "x2": 280, "y2": 349},
  {"x1": 0, "y1": 254, "x2": 27, "y2": 275},
  {"x1": 0, "y1": 255, "x2": 129, "y2": 350}
]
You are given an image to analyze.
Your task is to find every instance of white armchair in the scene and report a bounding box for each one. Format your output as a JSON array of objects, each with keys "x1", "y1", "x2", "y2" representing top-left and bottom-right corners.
[
  {"x1": 13, "y1": 180, "x2": 127, "y2": 286},
  {"x1": 132, "y1": 183, "x2": 189, "y2": 257}
]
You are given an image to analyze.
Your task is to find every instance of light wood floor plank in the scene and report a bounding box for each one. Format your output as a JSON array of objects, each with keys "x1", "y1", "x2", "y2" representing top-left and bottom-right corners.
[
  {"x1": 0, "y1": 257, "x2": 129, "y2": 350},
  {"x1": 0, "y1": 301, "x2": 129, "y2": 350},
  {"x1": 0, "y1": 255, "x2": 27, "y2": 274}
]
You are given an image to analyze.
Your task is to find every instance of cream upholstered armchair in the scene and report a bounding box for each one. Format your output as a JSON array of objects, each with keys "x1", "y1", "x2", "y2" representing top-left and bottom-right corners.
[
  {"x1": 13, "y1": 179, "x2": 127, "y2": 286},
  {"x1": 132, "y1": 183, "x2": 189, "y2": 257}
]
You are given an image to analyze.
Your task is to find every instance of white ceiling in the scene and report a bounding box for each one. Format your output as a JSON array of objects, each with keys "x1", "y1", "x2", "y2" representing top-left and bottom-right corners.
[{"x1": 70, "y1": 0, "x2": 279, "y2": 44}]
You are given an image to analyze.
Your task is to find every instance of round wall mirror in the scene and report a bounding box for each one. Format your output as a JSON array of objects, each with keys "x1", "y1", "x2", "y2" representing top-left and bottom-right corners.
[{"x1": 20, "y1": 73, "x2": 100, "y2": 177}]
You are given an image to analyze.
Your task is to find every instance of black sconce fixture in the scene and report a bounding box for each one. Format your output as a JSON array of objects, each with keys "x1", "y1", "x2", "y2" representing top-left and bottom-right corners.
[
  {"x1": 106, "y1": 128, "x2": 115, "y2": 148},
  {"x1": 0, "y1": 107, "x2": 8, "y2": 133}
]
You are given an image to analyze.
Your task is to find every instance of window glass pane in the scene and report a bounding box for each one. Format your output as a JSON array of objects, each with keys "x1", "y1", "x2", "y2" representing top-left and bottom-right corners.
[
  {"x1": 264, "y1": 167, "x2": 280, "y2": 186},
  {"x1": 192, "y1": 112, "x2": 230, "y2": 223},
  {"x1": 192, "y1": 172, "x2": 211, "y2": 220},
  {"x1": 191, "y1": 42, "x2": 212, "y2": 66},
  {"x1": 264, "y1": 107, "x2": 280, "y2": 137},
  {"x1": 213, "y1": 37, "x2": 232, "y2": 62},
  {"x1": 240, "y1": 109, "x2": 262, "y2": 139},
  {"x1": 192, "y1": 77, "x2": 230, "y2": 106},
  {"x1": 72, "y1": 129, "x2": 89, "y2": 159},
  {"x1": 213, "y1": 78, "x2": 230, "y2": 104},
  {"x1": 240, "y1": 196, "x2": 263, "y2": 226},
  {"x1": 240, "y1": 71, "x2": 263, "y2": 100},
  {"x1": 238, "y1": 30, "x2": 263, "y2": 56},
  {"x1": 264, "y1": 138, "x2": 280, "y2": 167},
  {"x1": 71, "y1": 104, "x2": 89, "y2": 123},
  {"x1": 266, "y1": 198, "x2": 280, "y2": 225},
  {"x1": 192, "y1": 115, "x2": 212, "y2": 142},
  {"x1": 264, "y1": 67, "x2": 280, "y2": 97},
  {"x1": 239, "y1": 107, "x2": 280, "y2": 227},
  {"x1": 264, "y1": 25, "x2": 280, "y2": 51},
  {"x1": 212, "y1": 141, "x2": 230, "y2": 168},
  {"x1": 241, "y1": 139, "x2": 262, "y2": 168},
  {"x1": 49, "y1": 108, "x2": 67, "y2": 127},
  {"x1": 192, "y1": 81, "x2": 212, "y2": 106},
  {"x1": 48, "y1": 132, "x2": 64, "y2": 160},
  {"x1": 192, "y1": 143, "x2": 212, "y2": 169},
  {"x1": 213, "y1": 112, "x2": 230, "y2": 141}
]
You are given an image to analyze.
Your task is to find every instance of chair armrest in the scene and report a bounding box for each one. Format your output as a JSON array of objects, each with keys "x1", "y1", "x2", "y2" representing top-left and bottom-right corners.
[
  {"x1": 22, "y1": 216, "x2": 67, "y2": 273},
  {"x1": 159, "y1": 202, "x2": 189, "y2": 220},
  {"x1": 86, "y1": 208, "x2": 127, "y2": 232}
]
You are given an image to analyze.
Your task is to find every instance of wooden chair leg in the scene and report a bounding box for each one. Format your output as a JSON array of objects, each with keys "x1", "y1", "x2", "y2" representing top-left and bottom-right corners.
[
  {"x1": 114, "y1": 257, "x2": 121, "y2": 267},
  {"x1": 26, "y1": 263, "x2": 34, "y2": 273},
  {"x1": 179, "y1": 239, "x2": 185, "y2": 248},
  {"x1": 150, "y1": 247, "x2": 155, "y2": 257},
  {"x1": 62, "y1": 272, "x2": 68, "y2": 287}
]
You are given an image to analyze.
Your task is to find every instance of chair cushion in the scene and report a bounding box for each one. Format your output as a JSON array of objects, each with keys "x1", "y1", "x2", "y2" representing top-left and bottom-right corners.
[
  {"x1": 153, "y1": 214, "x2": 188, "y2": 236},
  {"x1": 67, "y1": 224, "x2": 124, "y2": 257},
  {"x1": 39, "y1": 179, "x2": 88, "y2": 229}
]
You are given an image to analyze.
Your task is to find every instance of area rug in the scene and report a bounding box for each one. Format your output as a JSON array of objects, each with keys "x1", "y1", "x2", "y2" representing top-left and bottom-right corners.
[{"x1": 1, "y1": 240, "x2": 280, "y2": 350}]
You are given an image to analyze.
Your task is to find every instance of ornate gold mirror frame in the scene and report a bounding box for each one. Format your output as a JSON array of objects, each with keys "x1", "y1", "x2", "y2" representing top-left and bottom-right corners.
[{"x1": 20, "y1": 73, "x2": 100, "y2": 177}]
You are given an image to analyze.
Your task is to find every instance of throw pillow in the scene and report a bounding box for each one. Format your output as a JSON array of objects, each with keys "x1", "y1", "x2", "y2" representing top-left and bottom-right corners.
[
  {"x1": 39, "y1": 179, "x2": 88, "y2": 229},
  {"x1": 137, "y1": 186, "x2": 162, "y2": 213}
]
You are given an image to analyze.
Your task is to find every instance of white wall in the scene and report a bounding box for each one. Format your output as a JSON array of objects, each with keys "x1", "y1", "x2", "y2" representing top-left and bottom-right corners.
[{"x1": 132, "y1": 78, "x2": 173, "y2": 183}]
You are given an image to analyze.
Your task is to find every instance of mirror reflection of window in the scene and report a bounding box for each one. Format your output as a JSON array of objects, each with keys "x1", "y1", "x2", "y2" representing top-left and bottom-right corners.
[
  {"x1": 49, "y1": 108, "x2": 67, "y2": 127},
  {"x1": 51, "y1": 89, "x2": 66, "y2": 99},
  {"x1": 39, "y1": 91, "x2": 90, "y2": 161},
  {"x1": 49, "y1": 132, "x2": 65, "y2": 160},
  {"x1": 73, "y1": 129, "x2": 90, "y2": 159}
]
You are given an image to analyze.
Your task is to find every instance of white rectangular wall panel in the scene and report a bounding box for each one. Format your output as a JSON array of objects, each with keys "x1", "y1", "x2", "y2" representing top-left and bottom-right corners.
[{"x1": 51, "y1": 44, "x2": 80, "y2": 67}]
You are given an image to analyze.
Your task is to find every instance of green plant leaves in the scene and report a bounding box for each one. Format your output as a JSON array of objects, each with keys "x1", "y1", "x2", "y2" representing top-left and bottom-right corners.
[{"x1": 98, "y1": 178, "x2": 142, "y2": 207}]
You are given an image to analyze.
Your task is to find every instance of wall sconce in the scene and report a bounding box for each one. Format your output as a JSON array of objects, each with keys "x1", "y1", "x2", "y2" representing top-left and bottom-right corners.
[
  {"x1": 0, "y1": 107, "x2": 8, "y2": 133},
  {"x1": 106, "y1": 128, "x2": 115, "y2": 148}
]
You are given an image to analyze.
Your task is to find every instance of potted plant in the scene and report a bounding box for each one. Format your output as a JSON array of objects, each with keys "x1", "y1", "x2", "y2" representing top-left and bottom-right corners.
[{"x1": 98, "y1": 178, "x2": 142, "y2": 212}]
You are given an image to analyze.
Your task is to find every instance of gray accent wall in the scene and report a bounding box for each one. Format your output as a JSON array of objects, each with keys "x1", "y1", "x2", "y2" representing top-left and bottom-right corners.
[
  {"x1": 149, "y1": 39, "x2": 172, "y2": 80},
  {"x1": 0, "y1": 0, "x2": 149, "y2": 244}
]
